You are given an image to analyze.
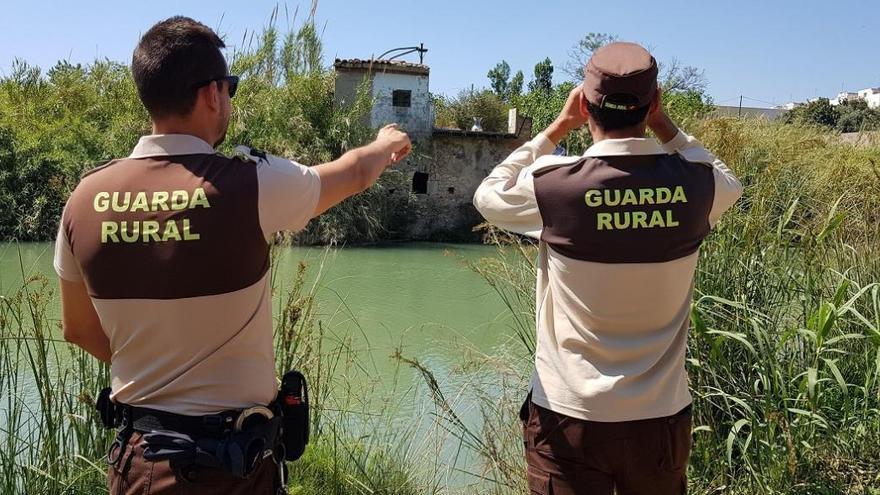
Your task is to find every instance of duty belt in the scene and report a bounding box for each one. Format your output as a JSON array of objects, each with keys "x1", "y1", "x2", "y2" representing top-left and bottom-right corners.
[{"x1": 96, "y1": 388, "x2": 285, "y2": 486}]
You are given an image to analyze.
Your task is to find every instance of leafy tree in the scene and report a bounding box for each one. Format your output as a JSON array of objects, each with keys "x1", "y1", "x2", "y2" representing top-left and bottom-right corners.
[
  {"x1": 833, "y1": 100, "x2": 880, "y2": 133},
  {"x1": 487, "y1": 61, "x2": 511, "y2": 100},
  {"x1": 509, "y1": 70, "x2": 524, "y2": 99},
  {"x1": 563, "y1": 32, "x2": 618, "y2": 80},
  {"x1": 528, "y1": 58, "x2": 554, "y2": 94},
  {"x1": 783, "y1": 98, "x2": 837, "y2": 128},
  {"x1": 433, "y1": 89, "x2": 509, "y2": 132}
]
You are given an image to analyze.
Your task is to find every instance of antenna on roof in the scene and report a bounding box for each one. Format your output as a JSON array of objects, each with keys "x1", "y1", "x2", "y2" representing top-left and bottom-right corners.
[{"x1": 376, "y1": 43, "x2": 428, "y2": 64}]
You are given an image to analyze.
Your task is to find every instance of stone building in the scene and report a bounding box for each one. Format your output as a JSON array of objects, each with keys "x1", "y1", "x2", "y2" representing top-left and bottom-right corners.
[{"x1": 333, "y1": 58, "x2": 534, "y2": 240}]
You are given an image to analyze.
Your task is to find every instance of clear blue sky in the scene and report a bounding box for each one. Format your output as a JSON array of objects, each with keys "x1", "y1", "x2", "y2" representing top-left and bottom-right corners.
[{"x1": 2, "y1": 0, "x2": 878, "y2": 108}]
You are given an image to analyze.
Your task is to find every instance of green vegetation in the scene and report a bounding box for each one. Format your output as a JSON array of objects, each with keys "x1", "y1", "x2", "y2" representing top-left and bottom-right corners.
[
  {"x1": 784, "y1": 97, "x2": 880, "y2": 133},
  {"x1": 430, "y1": 117, "x2": 880, "y2": 494},
  {"x1": 0, "y1": 12, "x2": 414, "y2": 244}
]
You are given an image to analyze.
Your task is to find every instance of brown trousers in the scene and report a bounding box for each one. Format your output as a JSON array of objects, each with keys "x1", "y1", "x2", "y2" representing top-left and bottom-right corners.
[
  {"x1": 522, "y1": 397, "x2": 692, "y2": 495},
  {"x1": 107, "y1": 431, "x2": 280, "y2": 495}
]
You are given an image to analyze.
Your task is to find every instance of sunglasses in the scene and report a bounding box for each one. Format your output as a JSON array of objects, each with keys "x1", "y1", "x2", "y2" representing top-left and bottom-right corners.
[{"x1": 193, "y1": 75, "x2": 240, "y2": 98}]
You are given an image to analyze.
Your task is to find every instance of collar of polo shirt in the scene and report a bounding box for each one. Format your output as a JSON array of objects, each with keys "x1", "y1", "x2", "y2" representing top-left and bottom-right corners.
[
  {"x1": 583, "y1": 137, "x2": 666, "y2": 158},
  {"x1": 130, "y1": 134, "x2": 216, "y2": 159}
]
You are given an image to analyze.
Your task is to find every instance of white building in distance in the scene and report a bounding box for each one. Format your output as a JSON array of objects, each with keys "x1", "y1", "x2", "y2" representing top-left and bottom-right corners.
[{"x1": 829, "y1": 88, "x2": 880, "y2": 108}]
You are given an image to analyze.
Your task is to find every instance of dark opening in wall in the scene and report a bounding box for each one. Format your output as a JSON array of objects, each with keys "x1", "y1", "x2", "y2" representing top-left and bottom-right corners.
[
  {"x1": 447, "y1": 187, "x2": 455, "y2": 194},
  {"x1": 393, "y1": 90, "x2": 412, "y2": 108},
  {"x1": 412, "y1": 172, "x2": 429, "y2": 194}
]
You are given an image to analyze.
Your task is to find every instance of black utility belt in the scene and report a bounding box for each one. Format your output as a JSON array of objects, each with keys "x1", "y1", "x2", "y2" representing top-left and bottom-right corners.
[{"x1": 96, "y1": 370, "x2": 310, "y2": 479}]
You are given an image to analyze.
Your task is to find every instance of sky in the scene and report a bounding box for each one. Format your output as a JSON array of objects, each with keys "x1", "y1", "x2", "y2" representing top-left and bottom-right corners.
[{"x1": 1, "y1": 0, "x2": 878, "y2": 109}]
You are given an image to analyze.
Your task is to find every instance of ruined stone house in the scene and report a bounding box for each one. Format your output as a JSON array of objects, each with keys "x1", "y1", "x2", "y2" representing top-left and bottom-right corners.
[{"x1": 334, "y1": 59, "x2": 533, "y2": 240}]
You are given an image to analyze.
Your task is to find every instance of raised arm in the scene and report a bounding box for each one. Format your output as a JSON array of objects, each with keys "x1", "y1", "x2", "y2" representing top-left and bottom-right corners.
[
  {"x1": 312, "y1": 124, "x2": 411, "y2": 216},
  {"x1": 473, "y1": 86, "x2": 587, "y2": 237},
  {"x1": 647, "y1": 99, "x2": 743, "y2": 226}
]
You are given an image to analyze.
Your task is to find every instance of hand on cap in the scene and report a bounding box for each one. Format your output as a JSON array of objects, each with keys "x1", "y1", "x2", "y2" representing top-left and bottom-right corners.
[
  {"x1": 645, "y1": 87, "x2": 679, "y2": 144},
  {"x1": 375, "y1": 124, "x2": 412, "y2": 165},
  {"x1": 545, "y1": 85, "x2": 589, "y2": 145}
]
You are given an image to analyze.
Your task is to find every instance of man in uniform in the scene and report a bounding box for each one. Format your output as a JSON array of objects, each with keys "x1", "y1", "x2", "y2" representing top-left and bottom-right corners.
[
  {"x1": 54, "y1": 16, "x2": 411, "y2": 494},
  {"x1": 473, "y1": 42, "x2": 743, "y2": 494}
]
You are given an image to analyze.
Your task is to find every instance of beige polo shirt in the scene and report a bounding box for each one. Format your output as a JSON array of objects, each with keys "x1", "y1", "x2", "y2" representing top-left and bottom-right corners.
[
  {"x1": 474, "y1": 130, "x2": 742, "y2": 421},
  {"x1": 54, "y1": 134, "x2": 320, "y2": 415}
]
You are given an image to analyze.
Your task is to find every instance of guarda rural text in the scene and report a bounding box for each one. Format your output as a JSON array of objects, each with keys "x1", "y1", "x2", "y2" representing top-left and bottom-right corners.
[
  {"x1": 94, "y1": 189, "x2": 210, "y2": 243},
  {"x1": 585, "y1": 186, "x2": 687, "y2": 230}
]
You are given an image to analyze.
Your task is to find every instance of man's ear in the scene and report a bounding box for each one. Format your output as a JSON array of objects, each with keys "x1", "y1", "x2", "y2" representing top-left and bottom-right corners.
[
  {"x1": 202, "y1": 82, "x2": 221, "y2": 112},
  {"x1": 580, "y1": 96, "x2": 590, "y2": 118},
  {"x1": 650, "y1": 86, "x2": 662, "y2": 113}
]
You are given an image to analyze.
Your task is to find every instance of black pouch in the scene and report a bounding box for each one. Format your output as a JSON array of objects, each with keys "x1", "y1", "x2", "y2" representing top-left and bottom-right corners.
[
  {"x1": 95, "y1": 387, "x2": 117, "y2": 429},
  {"x1": 278, "y1": 370, "x2": 309, "y2": 461}
]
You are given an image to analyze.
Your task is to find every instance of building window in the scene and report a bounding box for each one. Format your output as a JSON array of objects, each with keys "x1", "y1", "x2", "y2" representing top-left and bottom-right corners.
[
  {"x1": 412, "y1": 172, "x2": 429, "y2": 194},
  {"x1": 393, "y1": 90, "x2": 412, "y2": 108},
  {"x1": 447, "y1": 187, "x2": 455, "y2": 194}
]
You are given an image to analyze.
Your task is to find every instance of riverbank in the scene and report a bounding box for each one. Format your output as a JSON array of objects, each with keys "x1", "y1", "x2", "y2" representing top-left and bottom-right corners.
[{"x1": 3, "y1": 118, "x2": 880, "y2": 495}]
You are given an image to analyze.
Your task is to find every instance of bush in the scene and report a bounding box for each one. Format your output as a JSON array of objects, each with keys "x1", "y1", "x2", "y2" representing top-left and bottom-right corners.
[{"x1": 433, "y1": 89, "x2": 509, "y2": 132}]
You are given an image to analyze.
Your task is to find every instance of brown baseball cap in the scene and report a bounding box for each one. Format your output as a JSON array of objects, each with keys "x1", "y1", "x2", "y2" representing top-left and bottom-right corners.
[{"x1": 583, "y1": 42, "x2": 658, "y2": 111}]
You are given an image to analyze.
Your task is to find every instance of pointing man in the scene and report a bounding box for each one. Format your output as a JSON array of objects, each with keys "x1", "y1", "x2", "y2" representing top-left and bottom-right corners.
[
  {"x1": 55, "y1": 16, "x2": 410, "y2": 494},
  {"x1": 474, "y1": 42, "x2": 742, "y2": 494}
]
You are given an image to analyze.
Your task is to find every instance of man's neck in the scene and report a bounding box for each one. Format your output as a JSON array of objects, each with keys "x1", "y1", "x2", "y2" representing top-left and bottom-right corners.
[
  {"x1": 152, "y1": 119, "x2": 214, "y2": 148},
  {"x1": 590, "y1": 126, "x2": 647, "y2": 143}
]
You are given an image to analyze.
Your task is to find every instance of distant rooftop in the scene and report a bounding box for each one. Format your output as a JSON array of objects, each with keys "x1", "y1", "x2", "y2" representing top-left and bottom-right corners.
[{"x1": 334, "y1": 58, "x2": 429, "y2": 76}]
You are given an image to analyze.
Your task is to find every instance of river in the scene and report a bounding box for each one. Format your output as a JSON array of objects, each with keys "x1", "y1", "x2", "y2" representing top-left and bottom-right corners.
[{"x1": 0, "y1": 241, "x2": 524, "y2": 483}]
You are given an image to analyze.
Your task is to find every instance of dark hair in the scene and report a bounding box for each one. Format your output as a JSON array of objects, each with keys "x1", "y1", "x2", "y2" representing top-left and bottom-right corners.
[
  {"x1": 586, "y1": 94, "x2": 650, "y2": 131},
  {"x1": 132, "y1": 16, "x2": 227, "y2": 118}
]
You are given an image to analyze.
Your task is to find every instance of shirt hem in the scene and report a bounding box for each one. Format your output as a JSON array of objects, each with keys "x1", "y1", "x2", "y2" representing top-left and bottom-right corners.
[{"x1": 530, "y1": 390, "x2": 693, "y2": 423}]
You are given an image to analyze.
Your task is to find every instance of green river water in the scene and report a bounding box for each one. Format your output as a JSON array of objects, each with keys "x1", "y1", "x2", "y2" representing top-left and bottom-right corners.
[{"x1": 1, "y1": 242, "x2": 524, "y2": 481}]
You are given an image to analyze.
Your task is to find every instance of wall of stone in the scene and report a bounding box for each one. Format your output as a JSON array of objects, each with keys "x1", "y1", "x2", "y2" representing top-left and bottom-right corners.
[
  {"x1": 370, "y1": 72, "x2": 433, "y2": 139},
  {"x1": 395, "y1": 131, "x2": 530, "y2": 241}
]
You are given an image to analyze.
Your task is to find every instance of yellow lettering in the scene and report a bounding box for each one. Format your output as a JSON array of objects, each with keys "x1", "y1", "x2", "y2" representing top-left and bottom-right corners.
[
  {"x1": 597, "y1": 213, "x2": 613, "y2": 230},
  {"x1": 182, "y1": 219, "x2": 200, "y2": 241},
  {"x1": 171, "y1": 191, "x2": 189, "y2": 211},
  {"x1": 585, "y1": 190, "x2": 602, "y2": 208},
  {"x1": 621, "y1": 189, "x2": 638, "y2": 206},
  {"x1": 94, "y1": 192, "x2": 110, "y2": 212},
  {"x1": 161, "y1": 220, "x2": 182, "y2": 241},
  {"x1": 613, "y1": 212, "x2": 631, "y2": 229},
  {"x1": 632, "y1": 211, "x2": 649, "y2": 229},
  {"x1": 189, "y1": 188, "x2": 211, "y2": 209},
  {"x1": 119, "y1": 221, "x2": 139, "y2": 243},
  {"x1": 130, "y1": 192, "x2": 149, "y2": 212},
  {"x1": 151, "y1": 191, "x2": 170, "y2": 211},
  {"x1": 656, "y1": 188, "x2": 671, "y2": 204},
  {"x1": 671, "y1": 186, "x2": 687, "y2": 203},
  {"x1": 605, "y1": 189, "x2": 621, "y2": 207},
  {"x1": 648, "y1": 210, "x2": 666, "y2": 228},
  {"x1": 141, "y1": 221, "x2": 161, "y2": 242},
  {"x1": 638, "y1": 188, "x2": 655, "y2": 205},
  {"x1": 666, "y1": 209, "x2": 679, "y2": 227},
  {"x1": 111, "y1": 192, "x2": 131, "y2": 212},
  {"x1": 101, "y1": 222, "x2": 119, "y2": 243}
]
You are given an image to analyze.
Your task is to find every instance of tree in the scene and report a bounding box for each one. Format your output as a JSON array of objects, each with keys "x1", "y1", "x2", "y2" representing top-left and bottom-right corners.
[
  {"x1": 659, "y1": 58, "x2": 707, "y2": 94},
  {"x1": 487, "y1": 61, "x2": 511, "y2": 100},
  {"x1": 510, "y1": 70, "x2": 524, "y2": 99},
  {"x1": 529, "y1": 58, "x2": 554, "y2": 94},
  {"x1": 433, "y1": 89, "x2": 509, "y2": 132},
  {"x1": 563, "y1": 33, "x2": 707, "y2": 94},
  {"x1": 563, "y1": 32, "x2": 618, "y2": 80},
  {"x1": 783, "y1": 98, "x2": 837, "y2": 128},
  {"x1": 833, "y1": 99, "x2": 880, "y2": 133}
]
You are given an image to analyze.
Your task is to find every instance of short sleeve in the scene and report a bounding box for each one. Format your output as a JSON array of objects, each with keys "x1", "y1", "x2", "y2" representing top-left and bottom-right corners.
[
  {"x1": 240, "y1": 147, "x2": 321, "y2": 236},
  {"x1": 54, "y1": 212, "x2": 83, "y2": 282}
]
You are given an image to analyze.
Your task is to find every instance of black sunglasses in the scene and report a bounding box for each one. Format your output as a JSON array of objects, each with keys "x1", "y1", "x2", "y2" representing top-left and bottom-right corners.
[{"x1": 193, "y1": 75, "x2": 240, "y2": 98}]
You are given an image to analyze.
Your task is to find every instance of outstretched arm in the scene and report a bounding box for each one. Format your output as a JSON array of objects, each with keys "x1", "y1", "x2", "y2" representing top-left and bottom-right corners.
[{"x1": 312, "y1": 124, "x2": 412, "y2": 216}]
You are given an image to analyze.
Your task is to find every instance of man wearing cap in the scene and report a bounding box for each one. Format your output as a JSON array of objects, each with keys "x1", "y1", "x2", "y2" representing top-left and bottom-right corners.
[
  {"x1": 474, "y1": 42, "x2": 742, "y2": 494},
  {"x1": 55, "y1": 16, "x2": 410, "y2": 494}
]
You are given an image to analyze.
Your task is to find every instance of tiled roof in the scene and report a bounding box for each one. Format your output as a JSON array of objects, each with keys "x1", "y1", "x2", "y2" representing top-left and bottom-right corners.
[{"x1": 334, "y1": 58, "x2": 429, "y2": 75}]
